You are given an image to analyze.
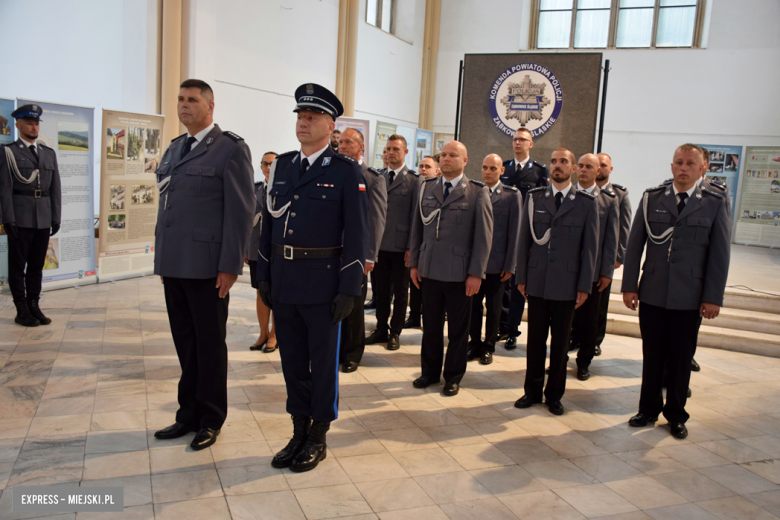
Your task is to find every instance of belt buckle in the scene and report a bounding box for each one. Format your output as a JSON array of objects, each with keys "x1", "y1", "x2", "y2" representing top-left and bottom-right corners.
[
  {"x1": 283, "y1": 245, "x2": 294, "y2": 260},
  {"x1": 34, "y1": 190, "x2": 42, "y2": 199}
]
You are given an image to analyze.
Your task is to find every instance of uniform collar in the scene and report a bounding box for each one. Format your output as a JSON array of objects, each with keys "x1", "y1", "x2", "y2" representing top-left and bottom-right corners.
[
  {"x1": 577, "y1": 183, "x2": 596, "y2": 194},
  {"x1": 187, "y1": 122, "x2": 215, "y2": 148},
  {"x1": 442, "y1": 173, "x2": 464, "y2": 189},
  {"x1": 673, "y1": 183, "x2": 696, "y2": 198},
  {"x1": 487, "y1": 182, "x2": 500, "y2": 194},
  {"x1": 552, "y1": 182, "x2": 572, "y2": 198},
  {"x1": 300, "y1": 143, "x2": 330, "y2": 167},
  {"x1": 515, "y1": 156, "x2": 530, "y2": 169},
  {"x1": 20, "y1": 136, "x2": 37, "y2": 150},
  {"x1": 388, "y1": 164, "x2": 406, "y2": 177}
]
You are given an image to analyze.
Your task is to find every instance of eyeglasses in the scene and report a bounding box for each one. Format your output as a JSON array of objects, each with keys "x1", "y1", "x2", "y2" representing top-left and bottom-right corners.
[
  {"x1": 513, "y1": 138, "x2": 531, "y2": 144},
  {"x1": 261, "y1": 161, "x2": 274, "y2": 167}
]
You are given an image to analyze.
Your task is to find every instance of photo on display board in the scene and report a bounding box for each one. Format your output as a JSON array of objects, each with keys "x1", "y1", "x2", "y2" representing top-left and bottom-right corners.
[
  {"x1": 709, "y1": 163, "x2": 723, "y2": 173},
  {"x1": 44, "y1": 239, "x2": 59, "y2": 270},
  {"x1": 127, "y1": 127, "x2": 144, "y2": 161},
  {"x1": 144, "y1": 128, "x2": 161, "y2": 156},
  {"x1": 144, "y1": 157, "x2": 159, "y2": 173},
  {"x1": 106, "y1": 128, "x2": 125, "y2": 159},
  {"x1": 771, "y1": 180, "x2": 780, "y2": 194},
  {"x1": 761, "y1": 211, "x2": 773, "y2": 220},
  {"x1": 0, "y1": 115, "x2": 10, "y2": 138},
  {"x1": 110, "y1": 185, "x2": 125, "y2": 211},
  {"x1": 57, "y1": 121, "x2": 89, "y2": 152},
  {"x1": 107, "y1": 214, "x2": 126, "y2": 229},
  {"x1": 725, "y1": 154, "x2": 738, "y2": 171},
  {"x1": 131, "y1": 185, "x2": 155, "y2": 205}
]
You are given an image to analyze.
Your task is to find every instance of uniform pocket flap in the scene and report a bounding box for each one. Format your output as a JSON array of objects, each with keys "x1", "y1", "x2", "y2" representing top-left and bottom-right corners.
[
  {"x1": 192, "y1": 228, "x2": 222, "y2": 243},
  {"x1": 493, "y1": 209, "x2": 509, "y2": 216},
  {"x1": 271, "y1": 185, "x2": 289, "y2": 197},
  {"x1": 422, "y1": 199, "x2": 438, "y2": 208},
  {"x1": 567, "y1": 261, "x2": 579, "y2": 273},
  {"x1": 453, "y1": 246, "x2": 471, "y2": 257},
  {"x1": 454, "y1": 202, "x2": 469, "y2": 210},
  {"x1": 687, "y1": 217, "x2": 712, "y2": 227},
  {"x1": 533, "y1": 212, "x2": 550, "y2": 223},
  {"x1": 40, "y1": 160, "x2": 56, "y2": 170},
  {"x1": 563, "y1": 217, "x2": 584, "y2": 226},
  {"x1": 647, "y1": 213, "x2": 671, "y2": 223},
  {"x1": 309, "y1": 186, "x2": 339, "y2": 201},
  {"x1": 186, "y1": 166, "x2": 216, "y2": 176}
]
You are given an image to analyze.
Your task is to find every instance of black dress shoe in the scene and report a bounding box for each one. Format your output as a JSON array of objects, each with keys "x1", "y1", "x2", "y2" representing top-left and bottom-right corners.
[
  {"x1": 403, "y1": 317, "x2": 421, "y2": 328},
  {"x1": 505, "y1": 336, "x2": 517, "y2": 350},
  {"x1": 594, "y1": 345, "x2": 602, "y2": 356},
  {"x1": 628, "y1": 412, "x2": 658, "y2": 427},
  {"x1": 442, "y1": 381, "x2": 459, "y2": 396},
  {"x1": 413, "y1": 376, "x2": 439, "y2": 389},
  {"x1": 249, "y1": 342, "x2": 266, "y2": 351},
  {"x1": 687, "y1": 387, "x2": 692, "y2": 398},
  {"x1": 480, "y1": 352, "x2": 493, "y2": 365},
  {"x1": 387, "y1": 333, "x2": 400, "y2": 351},
  {"x1": 13, "y1": 299, "x2": 40, "y2": 328},
  {"x1": 154, "y1": 422, "x2": 195, "y2": 439},
  {"x1": 365, "y1": 329, "x2": 389, "y2": 344},
  {"x1": 497, "y1": 332, "x2": 509, "y2": 342},
  {"x1": 514, "y1": 395, "x2": 541, "y2": 408},
  {"x1": 547, "y1": 400, "x2": 564, "y2": 415},
  {"x1": 365, "y1": 299, "x2": 376, "y2": 310},
  {"x1": 190, "y1": 427, "x2": 220, "y2": 450},
  {"x1": 691, "y1": 358, "x2": 701, "y2": 372},
  {"x1": 263, "y1": 343, "x2": 277, "y2": 353},
  {"x1": 577, "y1": 367, "x2": 590, "y2": 381},
  {"x1": 27, "y1": 299, "x2": 51, "y2": 325},
  {"x1": 467, "y1": 341, "x2": 482, "y2": 361},
  {"x1": 272, "y1": 416, "x2": 311, "y2": 468},
  {"x1": 669, "y1": 422, "x2": 688, "y2": 439},
  {"x1": 342, "y1": 361, "x2": 358, "y2": 373},
  {"x1": 290, "y1": 421, "x2": 329, "y2": 472}
]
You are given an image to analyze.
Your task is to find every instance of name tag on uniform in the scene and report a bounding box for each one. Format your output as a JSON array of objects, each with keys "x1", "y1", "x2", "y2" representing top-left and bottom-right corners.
[
  {"x1": 275, "y1": 181, "x2": 286, "y2": 185},
  {"x1": 317, "y1": 183, "x2": 335, "y2": 188},
  {"x1": 535, "y1": 209, "x2": 547, "y2": 213},
  {"x1": 425, "y1": 196, "x2": 435, "y2": 200},
  {"x1": 654, "y1": 209, "x2": 668, "y2": 213}
]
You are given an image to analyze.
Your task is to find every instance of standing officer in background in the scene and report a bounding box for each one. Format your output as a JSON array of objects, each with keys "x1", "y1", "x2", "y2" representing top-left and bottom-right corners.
[
  {"x1": 366, "y1": 135, "x2": 421, "y2": 351},
  {"x1": 365, "y1": 144, "x2": 390, "y2": 311},
  {"x1": 0, "y1": 105, "x2": 61, "y2": 327},
  {"x1": 569, "y1": 154, "x2": 619, "y2": 381},
  {"x1": 409, "y1": 141, "x2": 493, "y2": 396},
  {"x1": 257, "y1": 84, "x2": 367, "y2": 472},
  {"x1": 500, "y1": 128, "x2": 550, "y2": 350},
  {"x1": 514, "y1": 148, "x2": 599, "y2": 416},
  {"x1": 153, "y1": 79, "x2": 254, "y2": 450},
  {"x1": 405, "y1": 155, "x2": 440, "y2": 329},
  {"x1": 330, "y1": 129, "x2": 341, "y2": 153},
  {"x1": 592, "y1": 153, "x2": 631, "y2": 357},
  {"x1": 622, "y1": 144, "x2": 730, "y2": 439},
  {"x1": 337, "y1": 128, "x2": 387, "y2": 373},
  {"x1": 249, "y1": 151, "x2": 278, "y2": 353},
  {"x1": 468, "y1": 154, "x2": 521, "y2": 365}
]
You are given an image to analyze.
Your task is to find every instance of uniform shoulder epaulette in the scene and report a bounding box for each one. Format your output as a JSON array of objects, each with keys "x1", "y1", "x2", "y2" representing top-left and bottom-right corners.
[
  {"x1": 702, "y1": 187, "x2": 724, "y2": 199},
  {"x1": 470, "y1": 179, "x2": 485, "y2": 187},
  {"x1": 709, "y1": 179, "x2": 727, "y2": 190},
  {"x1": 646, "y1": 185, "x2": 666, "y2": 192},
  {"x1": 528, "y1": 186, "x2": 546, "y2": 193},
  {"x1": 38, "y1": 142, "x2": 53, "y2": 150},
  {"x1": 600, "y1": 189, "x2": 615, "y2": 197},
  {"x1": 578, "y1": 190, "x2": 596, "y2": 199},
  {"x1": 254, "y1": 181, "x2": 264, "y2": 189},
  {"x1": 424, "y1": 176, "x2": 438, "y2": 182},
  {"x1": 367, "y1": 167, "x2": 382, "y2": 176},
  {"x1": 502, "y1": 184, "x2": 518, "y2": 192},
  {"x1": 411, "y1": 170, "x2": 420, "y2": 177},
  {"x1": 276, "y1": 150, "x2": 298, "y2": 160},
  {"x1": 223, "y1": 131, "x2": 243, "y2": 142},
  {"x1": 612, "y1": 183, "x2": 627, "y2": 191},
  {"x1": 333, "y1": 153, "x2": 357, "y2": 164},
  {"x1": 502, "y1": 159, "x2": 513, "y2": 166},
  {"x1": 171, "y1": 133, "x2": 186, "y2": 142},
  {"x1": 662, "y1": 178, "x2": 673, "y2": 186}
]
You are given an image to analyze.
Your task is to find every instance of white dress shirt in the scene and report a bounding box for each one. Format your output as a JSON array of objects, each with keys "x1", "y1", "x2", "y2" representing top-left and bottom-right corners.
[
  {"x1": 299, "y1": 144, "x2": 330, "y2": 171},
  {"x1": 552, "y1": 183, "x2": 572, "y2": 198},
  {"x1": 187, "y1": 122, "x2": 215, "y2": 151}
]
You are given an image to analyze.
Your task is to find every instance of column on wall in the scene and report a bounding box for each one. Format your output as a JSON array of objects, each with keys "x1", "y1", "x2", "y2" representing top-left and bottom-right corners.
[
  {"x1": 419, "y1": 0, "x2": 441, "y2": 131},
  {"x1": 336, "y1": 0, "x2": 359, "y2": 117},
  {"x1": 160, "y1": 0, "x2": 183, "y2": 142}
]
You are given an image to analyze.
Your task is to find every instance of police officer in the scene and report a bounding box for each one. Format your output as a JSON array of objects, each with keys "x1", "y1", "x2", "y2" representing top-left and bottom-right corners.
[
  {"x1": 0, "y1": 105, "x2": 61, "y2": 327},
  {"x1": 468, "y1": 154, "x2": 521, "y2": 365},
  {"x1": 152, "y1": 79, "x2": 254, "y2": 451},
  {"x1": 500, "y1": 128, "x2": 550, "y2": 350},
  {"x1": 366, "y1": 135, "x2": 421, "y2": 351},
  {"x1": 257, "y1": 84, "x2": 367, "y2": 472},
  {"x1": 337, "y1": 128, "x2": 387, "y2": 372},
  {"x1": 569, "y1": 154, "x2": 619, "y2": 380},
  {"x1": 249, "y1": 151, "x2": 278, "y2": 353},
  {"x1": 514, "y1": 147, "x2": 599, "y2": 416},
  {"x1": 592, "y1": 153, "x2": 631, "y2": 357},
  {"x1": 409, "y1": 141, "x2": 493, "y2": 396},
  {"x1": 622, "y1": 143, "x2": 731, "y2": 439}
]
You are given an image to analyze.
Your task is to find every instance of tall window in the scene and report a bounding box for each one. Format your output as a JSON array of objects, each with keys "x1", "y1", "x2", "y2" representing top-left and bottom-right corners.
[
  {"x1": 533, "y1": 0, "x2": 704, "y2": 49},
  {"x1": 367, "y1": 0, "x2": 395, "y2": 34}
]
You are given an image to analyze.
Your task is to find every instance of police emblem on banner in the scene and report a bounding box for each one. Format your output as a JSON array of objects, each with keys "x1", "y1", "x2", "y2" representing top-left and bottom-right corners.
[{"x1": 488, "y1": 63, "x2": 563, "y2": 139}]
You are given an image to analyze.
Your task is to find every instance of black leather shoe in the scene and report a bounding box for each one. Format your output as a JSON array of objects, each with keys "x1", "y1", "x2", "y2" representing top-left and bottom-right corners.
[
  {"x1": 505, "y1": 336, "x2": 517, "y2": 350},
  {"x1": 480, "y1": 352, "x2": 493, "y2": 365},
  {"x1": 263, "y1": 343, "x2": 277, "y2": 353},
  {"x1": 687, "y1": 387, "x2": 692, "y2": 398},
  {"x1": 154, "y1": 422, "x2": 195, "y2": 439},
  {"x1": 691, "y1": 358, "x2": 701, "y2": 372},
  {"x1": 413, "y1": 376, "x2": 439, "y2": 389},
  {"x1": 577, "y1": 367, "x2": 590, "y2": 381},
  {"x1": 628, "y1": 413, "x2": 658, "y2": 427},
  {"x1": 669, "y1": 422, "x2": 688, "y2": 439},
  {"x1": 403, "y1": 317, "x2": 421, "y2": 328},
  {"x1": 249, "y1": 342, "x2": 266, "y2": 351},
  {"x1": 547, "y1": 400, "x2": 564, "y2": 415},
  {"x1": 366, "y1": 329, "x2": 389, "y2": 344},
  {"x1": 514, "y1": 395, "x2": 541, "y2": 409},
  {"x1": 290, "y1": 421, "x2": 329, "y2": 472},
  {"x1": 342, "y1": 361, "x2": 358, "y2": 373},
  {"x1": 497, "y1": 332, "x2": 509, "y2": 342},
  {"x1": 365, "y1": 299, "x2": 376, "y2": 310},
  {"x1": 467, "y1": 341, "x2": 482, "y2": 361},
  {"x1": 13, "y1": 299, "x2": 40, "y2": 328},
  {"x1": 272, "y1": 416, "x2": 311, "y2": 468},
  {"x1": 387, "y1": 333, "x2": 400, "y2": 351},
  {"x1": 190, "y1": 427, "x2": 220, "y2": 450},
  {"x1": 442, "y1": 381, "x2": 459, "y2": 396},
  {"x1": 27, "y1": 299, "x2": 51, "y2": 325},
  {"x1": 594, "y1": 345, "x2": 602, "y2": 356}
]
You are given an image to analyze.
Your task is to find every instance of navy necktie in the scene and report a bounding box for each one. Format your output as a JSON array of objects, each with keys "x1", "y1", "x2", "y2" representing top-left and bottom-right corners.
[
  {"x1": 180, "y1": 136, "x2": 197, "y2": 159},
  {"x1": 300, "y1": 157, "x2": 309, "y2": 176},
  {"x1": 444, "y1": 181, "x2": 452, "y2": 200},
  {"x1": 677, "y1": 192, "x2": 688, "y2": 214},
  {"x1": 555, "y1": 191, "x2": 563, "y2": 210},
  {"x1": 389, "y1": 170, "x2": 396, "y2": 185},
  {"x1": 29, "y1": 145, "x2": 39, "y2": 165}
]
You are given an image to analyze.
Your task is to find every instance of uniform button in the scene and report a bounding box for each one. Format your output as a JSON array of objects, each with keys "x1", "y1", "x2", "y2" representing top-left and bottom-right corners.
[
  {"x1": 322, "y1": 195, "x2": 326, "y2": 199},
  {"x1": 288, "y1": 230, "x2": 293, "y2": 235},
  {"x1": 327, "y1": 265, "x2": 331, "y2": 269},
  {"x1": 294, "y1": 195, "x2": 299, "y2": 200},
  {"x1": 554, "y1": 221, "x2": 559, "y2": 226},
  {"x1": 173, "y1": 170, "x2": 178, "y2": 175},
  {"x1": 166, "y1": 223, "x2": 171, "y2": 228},
  {"x1": 170, "y1": 187, "x2": 175, "y2": 192},
  {"x1": 550, "y1": 258, "x2": 554, "y2": 263},
  {"x1": 551, "y1": 246, "x2": 556, "y2": 250},
  {"x1": 671, "y1": 259, "x2": 676, "y2": 263},
  {"x1": 199, "y1": 169, "x2": 202, "y2": 173},
  {"x1": 167, "y1": 205, "x2": 171, "y2": 210},
  {"x1": 291, "y1": 212, "x2": 296, "y2": 217},
  {"x1": 676, "y1": 222, "x2": 681, "y2": 226}
]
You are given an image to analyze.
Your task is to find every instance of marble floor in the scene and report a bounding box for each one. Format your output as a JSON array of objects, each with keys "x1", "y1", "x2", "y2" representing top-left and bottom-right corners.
[{"x1": 2, "y1": 276, "x2": 780, "y2": 519}]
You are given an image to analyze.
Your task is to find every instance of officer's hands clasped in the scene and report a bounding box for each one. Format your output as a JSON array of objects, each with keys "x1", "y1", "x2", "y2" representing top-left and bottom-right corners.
[{"x1": 331, "y1": 293, "x2": 354, "y2": 324}]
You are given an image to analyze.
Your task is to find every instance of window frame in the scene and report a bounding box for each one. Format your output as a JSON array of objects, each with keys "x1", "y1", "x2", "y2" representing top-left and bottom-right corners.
[
  {"x1": 530, "y1": 0, "x2": 707, "y2": 50},
  {"x1": 366, "y1": 0, "x2": 396, "y2": 38}
]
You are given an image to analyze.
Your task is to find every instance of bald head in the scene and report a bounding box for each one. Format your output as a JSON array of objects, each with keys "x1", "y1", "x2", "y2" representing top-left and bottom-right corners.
[
  {"x1": 576, "y1": 153, "x2": 600, "y2": 188},
  {"x1": 439, "y1": 141, "x2": 469, "y2": 179},
  {"x1": 481, "y1": 154, "x2": 504, "y2": 187},
  {"x1": 596, "y1": 153, "x2": 613, "y2": 183},
  {"x1": 338, "y1": 128, "x2": 364, "y2": 161}
]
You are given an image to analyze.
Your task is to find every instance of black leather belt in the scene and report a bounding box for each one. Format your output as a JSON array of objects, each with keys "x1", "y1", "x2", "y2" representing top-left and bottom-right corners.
[
  {"x1": 272, "y1": 243, "x2": 343, "y2": 260},
  {"x1": 14, "y1": 190, "x2": 49, "y2": 198}
]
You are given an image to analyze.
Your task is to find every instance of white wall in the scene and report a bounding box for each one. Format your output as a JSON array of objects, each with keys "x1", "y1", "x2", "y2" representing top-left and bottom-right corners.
[{"x1": 432, "y1": 0, "x2": 780, "y2": 211}]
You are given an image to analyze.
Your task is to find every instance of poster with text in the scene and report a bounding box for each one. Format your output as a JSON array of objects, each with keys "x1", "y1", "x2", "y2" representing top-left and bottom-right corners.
[
  {"x1": 734, "y1": 146, "x2": 780, "y2": 247},
  {"x1": 697, "y1": 144, "x2": 741, "y2": 217},
  {"x1": 414, "y1": 129, "x2": 434, "y2": 168},
  {"x1": 0, "y1": 98, "x2": 13, "y2": 288},
  {"x1": 15, "y1": 98, "x2": 96, "y2": 289},
  {"x1": 98, "y1": 109, "x2": 165, "y2": 281},
  {"x1": 335, "y1": 117, "x2": 370, "y2": 162},
  {"x1": 372, "y1": 121, "x2": 397, "y2": 169},
  {"x1": 434, "y1": 133, "x2": 454, "y2": 154}
]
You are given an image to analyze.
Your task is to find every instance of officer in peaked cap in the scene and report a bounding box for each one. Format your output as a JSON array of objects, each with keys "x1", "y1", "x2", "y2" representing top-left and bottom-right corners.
[
  {"x1": 257, "y1": 83, "x2": 368, "y2": 472},
  {"x1": 0, "y1": 104, "x2": 61, "y2": 327}
]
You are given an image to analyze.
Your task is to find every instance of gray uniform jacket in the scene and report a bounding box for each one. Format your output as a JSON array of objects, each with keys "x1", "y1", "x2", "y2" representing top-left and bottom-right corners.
[
  {"x1": 664, "y1": 176, "x2": 731, "y2": 219},
  {"x1": 486, "y1": 184, "x2": 522, "y2": 275},
  {"x1": 247, "y1": 181, "x2": 265, "y2": 262},
  {"x1": 0, "y1": 139, "x2": 62, "y2": 229},
  {"x1": 380, "y1": 165, "x2": 422, "y2": 253},
  {"x1": 601, "y1": 182, "x2": 631, "y2": 264},
  {"x1": 589, "y1": 185, "x2": 620, "y2": 282},
  {"x1": 154, "y1": 125, "x2": 255, "y2": 279},
  {"x1": 360, "y1": 160, "x2": 388, "y2": 263},
  {"x1": 516, "y1": 185, "x2": 600, "y2": 301},
  {"x1": 621, "y1": 184, "x2": 731, "y2": 310},
  {"x1": 409, "y1": 177, "x2": 493, "y2": 282}
]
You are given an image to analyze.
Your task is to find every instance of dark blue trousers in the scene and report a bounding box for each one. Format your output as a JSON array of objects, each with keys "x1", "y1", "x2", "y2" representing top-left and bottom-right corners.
[
  {"x1": 274, "y1": 302, "x2": 341, "y2": 422},
  {"x1": 500, "y1": 275, "x2": 526, "y2": 337}
]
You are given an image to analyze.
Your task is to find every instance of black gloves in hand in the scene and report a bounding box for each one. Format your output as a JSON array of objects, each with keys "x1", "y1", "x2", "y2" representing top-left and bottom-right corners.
[
  {"x1": 51, "y1": 222, "x2": 60, "y2": 236},
  {"x1": 4, "y1": 223, "x2": 18, "y2": 240},
  {"x1": 259, "y1": 281, "x2": 273, "y2": 309},
  {"x1": 331, "y1": 293, "x2": 354, "y2": 324}
]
